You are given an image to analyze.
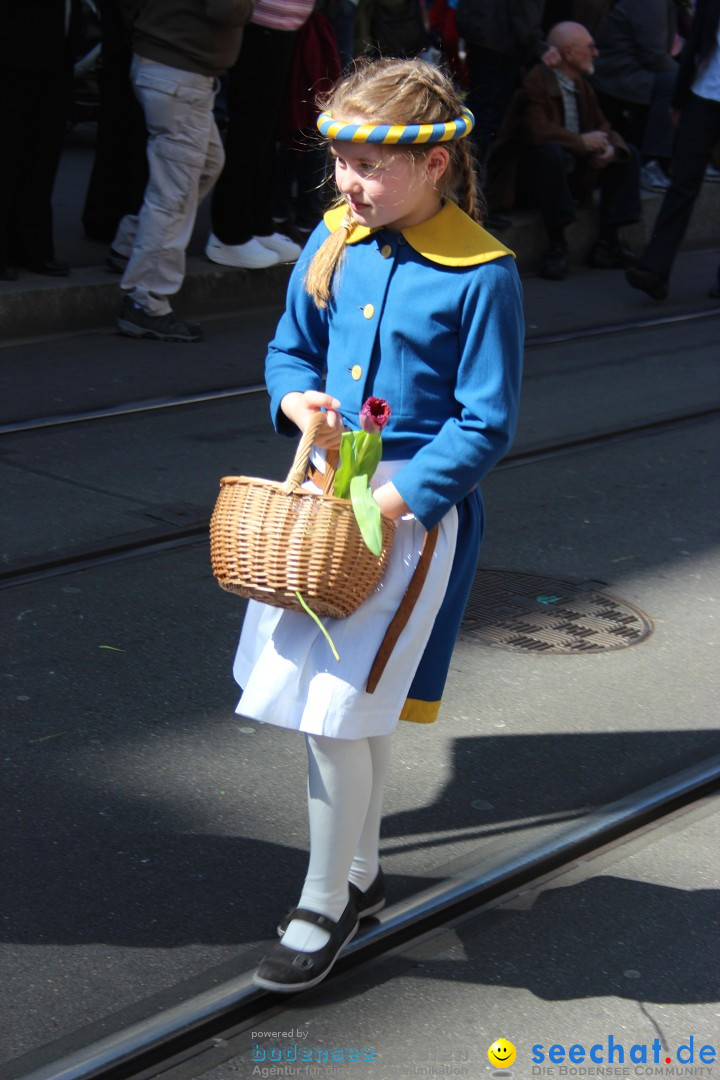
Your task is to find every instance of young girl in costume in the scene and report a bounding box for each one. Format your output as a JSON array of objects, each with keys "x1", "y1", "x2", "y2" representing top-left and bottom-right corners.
[{"x1": 232, "y1": 57, "x2": 524, "y2": 992}]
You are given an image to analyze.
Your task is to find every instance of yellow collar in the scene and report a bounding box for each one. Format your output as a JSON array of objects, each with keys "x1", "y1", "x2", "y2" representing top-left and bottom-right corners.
[{"x1": 323, "y1": 201, "x2": 514, "y2": 266}]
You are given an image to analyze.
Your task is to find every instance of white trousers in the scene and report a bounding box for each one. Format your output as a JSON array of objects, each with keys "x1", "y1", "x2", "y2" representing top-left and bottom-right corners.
[{"x1": 113, "y1": 56, "x2": 224, "y2": 315}]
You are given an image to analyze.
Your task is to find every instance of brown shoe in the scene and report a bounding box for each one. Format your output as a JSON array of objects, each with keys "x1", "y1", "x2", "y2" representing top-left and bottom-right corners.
[{"x1": 625, "y1": 265, "x2": 669, "y2": 300}]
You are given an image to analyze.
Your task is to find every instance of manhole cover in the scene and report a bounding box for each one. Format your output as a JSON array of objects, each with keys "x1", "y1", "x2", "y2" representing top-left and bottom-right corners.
[{"x1": 460, "y1": 570, "x2": 653, "y2": 653}]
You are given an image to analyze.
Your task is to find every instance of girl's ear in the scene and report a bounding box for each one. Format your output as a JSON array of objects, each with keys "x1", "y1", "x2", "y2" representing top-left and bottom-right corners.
[{"x1": 425, "y1": 145, "x2": 451, "y2": 183}]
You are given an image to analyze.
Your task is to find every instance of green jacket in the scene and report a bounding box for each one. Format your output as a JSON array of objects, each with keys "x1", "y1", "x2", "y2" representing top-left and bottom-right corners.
[{"x1": 121, "y1": 0, "x2": 253, "y2": 76}]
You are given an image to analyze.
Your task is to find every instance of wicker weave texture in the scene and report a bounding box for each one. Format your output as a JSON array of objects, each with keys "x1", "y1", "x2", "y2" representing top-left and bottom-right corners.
[
  {"x1": 210, "y1": 413, "x2": 396, "y2": 619},
  {"x1": 210, "y1": 478, "x2": 395, "y2": 619}
]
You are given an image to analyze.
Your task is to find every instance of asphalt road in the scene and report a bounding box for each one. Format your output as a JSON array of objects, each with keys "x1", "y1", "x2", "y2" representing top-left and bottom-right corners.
[{"x1": 1, "y1": 255, "x2": 719, "y2": 1073}]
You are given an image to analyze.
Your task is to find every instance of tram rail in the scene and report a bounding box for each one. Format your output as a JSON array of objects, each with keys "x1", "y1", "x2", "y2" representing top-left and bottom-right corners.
[
  {"x1": 9, "y1": 757, "x2": 720, "y2": 1080},
  {"x1": 1, "y1": 404, "x2": 717, "y2": 591},
  {"x1": 0, "y1": 306, "x2": 717, "y2": 438}
]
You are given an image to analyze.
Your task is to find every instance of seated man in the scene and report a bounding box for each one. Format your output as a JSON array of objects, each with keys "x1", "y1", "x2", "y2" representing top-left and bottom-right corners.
[{"x1": 486, "y1": 20, "x2": 641, "y2": 280}]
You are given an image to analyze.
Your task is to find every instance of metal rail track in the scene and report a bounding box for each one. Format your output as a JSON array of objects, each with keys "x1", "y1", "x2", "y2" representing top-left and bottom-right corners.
[
  {"x1": 7, "y1": 757, "x2": 720, "y2": 1080},
  {"x1": 1, "y1": 405, "x2": 716, "y2": 591},
  {"x1": 0, "y1": 385, "x2": 266, "y2": 437},
  {"x1": 0, "y1": 307, "x2": 717, "y2": 438}
]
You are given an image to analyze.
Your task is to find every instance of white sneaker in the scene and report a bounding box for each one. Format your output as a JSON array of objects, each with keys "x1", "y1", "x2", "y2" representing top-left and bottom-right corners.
[
  {"x1": 205, "y1": 233, "x2": 280, "y2": 269},
  {"x1": 257, "y1": 232, "x2": 302, "y2": 262},
  {"x1": 640, "y1": 160, "x2": 670, "y2": 192}
]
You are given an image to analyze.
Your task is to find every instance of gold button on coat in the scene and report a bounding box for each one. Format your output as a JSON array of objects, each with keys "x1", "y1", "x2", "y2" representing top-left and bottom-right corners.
[
  {"x1": 362, "y1": 303, "x2": 375, "y2": 319},
  {"x1": 380, "y1": 244, "x2": 392, "y2": 258},
  {"x1": 351, "y1": 364, "x2": 362, "y2": 380}
]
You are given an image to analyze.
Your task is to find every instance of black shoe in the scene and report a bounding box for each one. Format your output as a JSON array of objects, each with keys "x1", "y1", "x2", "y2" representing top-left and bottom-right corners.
[
  {"x1": 708, "y1": 278, "x2": 720, "y2": 300},
  {"x1": 254, "y1": 900, "x2": 359, "y2": 993},
  {"x1": 24, "y1": 259, "x2": 70, "y2": 277},
  {"x1": 625, "y1": 265, "x2": 668, "y2": 301},
  {"x1": 117, "y1": 296, "x2": 203, "y2": 342},
  {"x1": 538, "y1": 243, "x2": 569, "y2": 281},
  {"x1": 277, "y1": 868, "x2": 386, "y2": 937},
  {"x1": 588, "y1": 239, "x2": 638, "y2": 269},
  {"x1": 107, "y1": 249, "x2": 129, "y2": 274},
  {"x1": 0, "y1": 264, "x2": 18, "y2": 281}
]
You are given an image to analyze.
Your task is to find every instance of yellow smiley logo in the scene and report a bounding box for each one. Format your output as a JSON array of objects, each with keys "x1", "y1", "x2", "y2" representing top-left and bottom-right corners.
[{"x1": 488, "y1": 1039, "x2": 517, "y2": 1068}]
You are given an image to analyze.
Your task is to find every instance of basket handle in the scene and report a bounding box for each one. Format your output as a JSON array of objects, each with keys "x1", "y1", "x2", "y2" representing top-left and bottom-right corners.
[{"x1": 281, "y1": 412, "x2": 339, "y2": 495}]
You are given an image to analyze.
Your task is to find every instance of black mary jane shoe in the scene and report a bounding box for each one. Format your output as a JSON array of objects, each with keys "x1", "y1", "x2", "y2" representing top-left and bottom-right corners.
[
  {"x1": 277, "y1": 868, "x2": 386, "y2": 938},
  {"x1": 254, "y1": 900, "x2": 359, "y2": 993}
]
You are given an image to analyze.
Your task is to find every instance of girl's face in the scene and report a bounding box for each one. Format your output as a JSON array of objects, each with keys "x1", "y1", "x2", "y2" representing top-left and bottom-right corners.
[{"x1": 330, "y1": 125, "x2": 449, "y2": 232}]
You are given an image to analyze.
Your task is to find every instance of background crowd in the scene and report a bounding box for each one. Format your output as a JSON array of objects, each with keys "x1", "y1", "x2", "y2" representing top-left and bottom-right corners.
[{"x1": 1, "y1": 0, "x2": 718, "y2": 340}]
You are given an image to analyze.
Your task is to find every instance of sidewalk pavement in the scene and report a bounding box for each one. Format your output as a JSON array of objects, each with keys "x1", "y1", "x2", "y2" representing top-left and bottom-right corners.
[{"x1": 1, "y1": 122, "x2": 720, "y2": 340}]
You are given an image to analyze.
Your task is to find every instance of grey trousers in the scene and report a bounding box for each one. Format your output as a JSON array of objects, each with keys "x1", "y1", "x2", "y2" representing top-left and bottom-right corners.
[{"x1": 113, "y1": 56, "x2": 224, "y2": 315}]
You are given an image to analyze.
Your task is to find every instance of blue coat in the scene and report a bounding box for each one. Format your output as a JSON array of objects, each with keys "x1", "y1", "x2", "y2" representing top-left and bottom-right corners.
[{"x1": 265, "y1": 200, "x2": 524, "y2": 721}]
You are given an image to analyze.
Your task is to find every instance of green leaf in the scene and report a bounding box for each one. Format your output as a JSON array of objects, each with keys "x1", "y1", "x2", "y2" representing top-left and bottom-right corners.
[
  {"x1": 333, "y1": 431, "x2": 382, "y2": 500},
  {"x1": 354, "y1": 430, "x2": 382, "y2": 480},
  {"x1": 350, "y1": 475, "x2": 383, "y2": 556},
  {"x1": 294, "y1": 591, "x2": 340, "y2": 661},
  {"x1": 333, "y1": 434, "x2": 355, "y2": 500}
]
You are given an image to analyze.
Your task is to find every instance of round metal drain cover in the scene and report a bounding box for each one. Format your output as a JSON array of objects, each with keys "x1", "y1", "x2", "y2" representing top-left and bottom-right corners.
[{"x1": 460, "y1": 569, "x2": 652, "y2": 653}]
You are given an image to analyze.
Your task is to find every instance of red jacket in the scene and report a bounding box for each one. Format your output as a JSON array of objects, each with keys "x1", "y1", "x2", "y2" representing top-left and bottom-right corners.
[{"x1": 278, "y1": 11, "x2": 342, "y2": 137}]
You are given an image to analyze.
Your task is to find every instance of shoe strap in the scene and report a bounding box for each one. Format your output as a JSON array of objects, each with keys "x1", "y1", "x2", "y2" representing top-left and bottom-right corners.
[{"x1": 291, "y1": 907, "x2": 340, "y2": 932}]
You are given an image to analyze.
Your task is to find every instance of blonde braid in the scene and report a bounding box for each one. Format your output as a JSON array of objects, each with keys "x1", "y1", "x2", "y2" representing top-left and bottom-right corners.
[
  {"x1": 304, "y1": 210, "x2": 356, "y2": 309},
  {"x1": 457, "y1": 141, "x2": 486, "y2": 224}
]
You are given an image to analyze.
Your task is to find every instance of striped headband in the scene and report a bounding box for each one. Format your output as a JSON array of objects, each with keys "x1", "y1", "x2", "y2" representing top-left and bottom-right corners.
[{"x1": 316, "y1": 106, "x2": 475, "y2": 145}]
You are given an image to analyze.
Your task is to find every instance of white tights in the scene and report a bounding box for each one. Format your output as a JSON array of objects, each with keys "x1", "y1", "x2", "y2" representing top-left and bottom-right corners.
[{"x1": 281, "y1": 732, "x2": 393, "y2": 952}]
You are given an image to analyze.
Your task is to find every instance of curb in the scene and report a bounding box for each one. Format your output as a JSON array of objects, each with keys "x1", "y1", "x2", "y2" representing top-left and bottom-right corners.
[
  {"x1": 1, "y1": 185, "x2": 718, "y2": 340},
  {"x1": 0, "y1": 257, "x2": 294, "y2": 340}
]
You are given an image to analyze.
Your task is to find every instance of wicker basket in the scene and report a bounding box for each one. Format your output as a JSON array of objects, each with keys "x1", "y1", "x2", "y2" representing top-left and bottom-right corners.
[{"x1": 210, "y1": 414, "x2": 396, "y2": 619}]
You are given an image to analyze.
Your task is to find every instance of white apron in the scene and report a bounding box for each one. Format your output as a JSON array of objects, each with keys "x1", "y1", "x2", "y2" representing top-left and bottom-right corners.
[{"x1": 233, "y1": 457, "x2": 458, "y2": 739}]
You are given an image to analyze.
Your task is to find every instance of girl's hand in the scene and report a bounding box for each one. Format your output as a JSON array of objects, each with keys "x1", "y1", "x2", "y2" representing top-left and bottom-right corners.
[
  {"x1": 281, "y1": 390, "x2": 345, "y2": 448},
  {"x1": 373, "y1": 481, "x2": 410, "y2": 521}
]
